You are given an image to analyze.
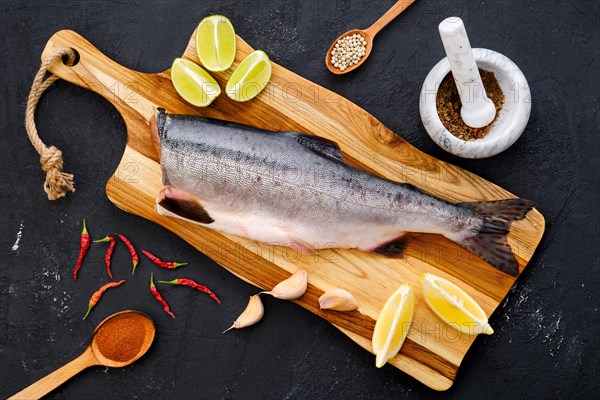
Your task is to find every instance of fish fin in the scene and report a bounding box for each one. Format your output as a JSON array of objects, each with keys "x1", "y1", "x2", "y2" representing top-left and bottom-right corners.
[
  {"x1": 370, "y1": 233, "x2": 411, "y2": 258},
  {"x1": 287, "y1": 240, "x2": 315, "y2": 255},
  {"x1": 157, "y1": 186, "x2": 214, "y2": 224},
  {"x1": 458, "y1": 198, "x2": 536, "y2": 224},
  {"x1": 456, "y1": 199, "x2": 535, "y2": 275},
  {"x1": 292, "y1": 133, "x2": 345, "y2": 163}
]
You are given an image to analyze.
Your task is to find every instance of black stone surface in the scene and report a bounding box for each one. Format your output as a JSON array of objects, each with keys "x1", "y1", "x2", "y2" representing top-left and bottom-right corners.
[{"x1": 1, "y1": 1, "x2": 598, "y2": 399}]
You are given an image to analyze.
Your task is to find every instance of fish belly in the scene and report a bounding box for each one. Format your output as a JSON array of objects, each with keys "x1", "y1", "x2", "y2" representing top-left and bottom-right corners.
[{"x1": 157, "y1": 192, "x2": 408, "y2": 254}]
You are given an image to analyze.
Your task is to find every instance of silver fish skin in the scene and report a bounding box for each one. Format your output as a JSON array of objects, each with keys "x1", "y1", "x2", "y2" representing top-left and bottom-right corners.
[{"x1": 151, "y1": 108, "x2": 534, "y2": 275}]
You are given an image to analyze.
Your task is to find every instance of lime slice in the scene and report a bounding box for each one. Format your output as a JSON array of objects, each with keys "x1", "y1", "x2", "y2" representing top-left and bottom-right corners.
[
  {"x1": 372, "y1": 284, "x2": 414, "y2": 368},
  {"x1": 421, "y1": 273, "x2": 493, "y2": 335},
  {"x1": 195, "y1": 15, "x2": 236, "y2": 72},
  {"x1": 171, "y1": 58, "x2": 221, "y2": 107},
  {"x1": 226, "y1": 50, "x2": 272, "y2": 102}
]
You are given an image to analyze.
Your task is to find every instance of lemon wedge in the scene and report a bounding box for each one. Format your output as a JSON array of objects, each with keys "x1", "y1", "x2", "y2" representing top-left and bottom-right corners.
[
  {"x1": 195, "y1": 15, "x2": 236, "y2": 72},
  {"x1": 421, "y1": 273, "x2": 493, "y2": 335},
  {"x1": 372, "y1": 284, "x2": 414, "y2": 368},
  {"x1": 226, "y1": 50, "x2": 272, "y2": 102},
  {"x1": 171, "y1": 58, "x2": 221, "y2": 107}
]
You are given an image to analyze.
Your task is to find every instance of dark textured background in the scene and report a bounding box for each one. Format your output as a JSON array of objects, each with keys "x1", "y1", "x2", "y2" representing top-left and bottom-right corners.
[{"x1": 1, "y1": 0, "x2": 598, "y2": 399}]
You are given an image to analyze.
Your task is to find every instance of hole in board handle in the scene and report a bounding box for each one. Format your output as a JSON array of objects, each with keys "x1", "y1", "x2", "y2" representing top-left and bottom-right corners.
[{"x1": 61, "y1": 48, "x2": 80, "y2": 67}]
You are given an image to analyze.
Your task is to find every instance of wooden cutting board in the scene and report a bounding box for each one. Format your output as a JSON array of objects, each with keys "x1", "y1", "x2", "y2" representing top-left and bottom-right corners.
[{"x1": 41, "y1": 29, "x2": 544, "y2": 390}]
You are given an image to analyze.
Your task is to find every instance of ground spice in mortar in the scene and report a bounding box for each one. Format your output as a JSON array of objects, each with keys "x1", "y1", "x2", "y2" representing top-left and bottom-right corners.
[
  {"x1": 436, "y1": 68, "x2": 505, "y2": 141},
  {"x1": 95, "y1": 313, "x2": 147, "y2": 362}
]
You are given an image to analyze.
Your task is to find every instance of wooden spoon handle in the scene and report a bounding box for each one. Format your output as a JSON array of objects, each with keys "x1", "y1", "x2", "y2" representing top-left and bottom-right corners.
[
  {"x1": 365, "y1": 0, "x2": 415, "y2": 37},
  {"x1": 8, "y1": 348, "x2": 97, "y2": 400}
]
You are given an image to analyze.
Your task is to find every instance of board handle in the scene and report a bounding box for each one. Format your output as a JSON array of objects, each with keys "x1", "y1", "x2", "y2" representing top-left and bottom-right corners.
[
  {"x1": 39, "y1": 30, "x2": 167, "y2": 160},
  {"x1": 40, "y1": 29, "x2": 159, "y2": 122}
]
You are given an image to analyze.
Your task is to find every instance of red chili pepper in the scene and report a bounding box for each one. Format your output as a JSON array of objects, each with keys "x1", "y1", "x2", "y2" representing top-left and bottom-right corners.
[
  {"x1": 158, "y1": 278, "x2": 220, "y2": 304},
  {"x1": 95, "y1": 235, "x2": 116, "y2": 279},
  {"x1": 83, "y1": 280, "x2": 126, "y2": 319},
  {"x1": 116, "y1": 233, "x2": 139, "y2": 275},
  {"x1": 150, "y1": 273, "x2": 175, "y2": 318},
  {"x1": 142, "y1": 250, "x2": 187, "y2": 269},
  {"x1": 73, "y1": 219, "x2": 90, "y2": 282}
]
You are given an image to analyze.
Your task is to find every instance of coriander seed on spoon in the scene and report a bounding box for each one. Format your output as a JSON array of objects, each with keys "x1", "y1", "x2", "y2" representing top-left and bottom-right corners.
[{"x1": 325, "y1": 0, "x2": 415, "y2": 74}]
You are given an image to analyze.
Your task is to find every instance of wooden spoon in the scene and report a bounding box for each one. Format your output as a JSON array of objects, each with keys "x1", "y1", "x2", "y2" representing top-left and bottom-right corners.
[
  {"x1": 8, "y1": 310, "x2": 155, "y2": 400},
  {"x1": 325, "y1": 0, "x2": 415, "y2": 74}
]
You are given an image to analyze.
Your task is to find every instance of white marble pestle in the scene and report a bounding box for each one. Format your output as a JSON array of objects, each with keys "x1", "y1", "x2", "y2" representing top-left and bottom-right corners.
[
  {"x1": 438, "y1": 17, "x2": 496, "y2": 128},
  {"x1": 419, "y1": 17, "x2": 532, "y2": 158}
]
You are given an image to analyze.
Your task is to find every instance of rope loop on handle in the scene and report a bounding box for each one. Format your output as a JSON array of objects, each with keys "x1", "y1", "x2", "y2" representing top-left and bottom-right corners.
[{"x1": 25, "y1": 47, "x2": 77, "y2": 200}]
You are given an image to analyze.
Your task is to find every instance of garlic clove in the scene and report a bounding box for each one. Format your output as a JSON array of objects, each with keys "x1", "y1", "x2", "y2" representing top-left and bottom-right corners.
[
  {"x1": 318, "y1": 288, "x2": 359, "y2": 311},
  {"x1": 261, "y1": 270, "x2": 308, "y2": 300},
  {"x1": 223, "y1": 295, "x2": 264, "y2": 333}
]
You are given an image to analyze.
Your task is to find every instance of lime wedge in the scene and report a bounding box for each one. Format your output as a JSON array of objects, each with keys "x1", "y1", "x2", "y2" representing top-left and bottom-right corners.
[
  {"x1": 171, "y1": 58, "x2": 221, "y2": 107},
  {"x1": 226, "y1": 50, "x2": 272, "y2": 102},
  {"x1": 195, "y1": 15, "x2": 236, "y2": 72}
]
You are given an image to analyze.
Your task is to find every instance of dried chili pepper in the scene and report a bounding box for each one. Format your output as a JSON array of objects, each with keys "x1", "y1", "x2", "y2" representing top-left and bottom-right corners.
[
  {"x1": 116, "y1": 233, "x2": 139, "y2": 275},
  {"x1": 150, "y1": 273, "x2": 175, "y2": 318},
  {"x1": 158, "y1": 278, "x2": 221, "y2": 304},
  {"x1": 95, "y1": 235, "x2": 116, "y2": 279},
  {"x1": 83, "y1": 280, "x2": 126, "y2": 320},
  {"x1": 142, "y1": 250, "x2": 187, "y2": 269},
  {"x1": 73, "y1": 219, "x2": 90, "y2": 282}
]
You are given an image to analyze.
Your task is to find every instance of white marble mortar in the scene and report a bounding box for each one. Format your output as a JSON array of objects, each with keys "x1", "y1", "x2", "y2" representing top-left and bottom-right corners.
[{"x1": 419, "y1": 48, "x2": 531, "y2": 158}]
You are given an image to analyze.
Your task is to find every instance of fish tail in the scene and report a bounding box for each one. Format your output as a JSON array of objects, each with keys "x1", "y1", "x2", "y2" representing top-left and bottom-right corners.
[{"x1": 456, "y1": 198, "x2": 535, "y2": 276}]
